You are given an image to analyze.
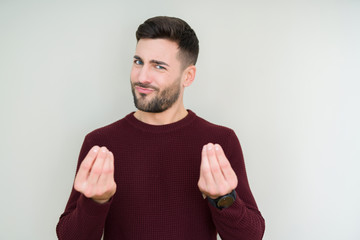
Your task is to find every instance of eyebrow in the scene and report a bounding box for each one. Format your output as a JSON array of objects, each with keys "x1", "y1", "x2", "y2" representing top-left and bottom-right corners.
[{"x1": 134, "y1": 55, "x2": 170, "y2": 67}]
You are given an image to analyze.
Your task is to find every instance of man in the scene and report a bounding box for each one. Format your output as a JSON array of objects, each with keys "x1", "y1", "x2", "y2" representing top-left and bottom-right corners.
[{"x1": 57, "y1": 16, "x2": 265, "y2": 240}]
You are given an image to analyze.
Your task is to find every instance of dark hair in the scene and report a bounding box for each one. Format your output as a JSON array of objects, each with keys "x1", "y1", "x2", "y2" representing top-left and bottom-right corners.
[{"x1": 136, "y1": 16, "x2": 199, "y2": 67}]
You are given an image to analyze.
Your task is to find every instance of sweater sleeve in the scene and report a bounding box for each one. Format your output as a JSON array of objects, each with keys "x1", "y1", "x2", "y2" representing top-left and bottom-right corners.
[
  {"x1": 56, "y1": 135, "x2": 112, "y2": 240},
  {"x1": 208, "y1": 130, "x2": 265, "y2": 240}
]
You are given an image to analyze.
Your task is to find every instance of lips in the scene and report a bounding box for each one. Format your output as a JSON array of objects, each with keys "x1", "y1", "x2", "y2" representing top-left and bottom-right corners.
[
  {"x1": 135, "y1": 86, "x2": 155, "y2": 94},
  {"x1": 133, "y1": 82, "x2": 158, "y2": 94}
]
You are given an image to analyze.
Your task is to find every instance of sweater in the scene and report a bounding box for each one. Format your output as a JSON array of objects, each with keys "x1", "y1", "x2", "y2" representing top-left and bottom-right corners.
[{"x1": 56, "y1": 110, "x2": 265, "y2": 240}]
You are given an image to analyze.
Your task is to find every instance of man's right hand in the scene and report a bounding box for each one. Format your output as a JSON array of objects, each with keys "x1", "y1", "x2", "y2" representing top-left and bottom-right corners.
[{"x1": 74, "y1": 146, "x2": 117, "y2": 204}]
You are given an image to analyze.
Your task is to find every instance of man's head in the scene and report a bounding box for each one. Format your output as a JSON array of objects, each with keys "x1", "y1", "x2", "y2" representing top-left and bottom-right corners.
[
  {"x1": 136, "y1": 16, "x2": 199, "y2": 69},
  {"x1": 131, "y1": 16, "x2": 198, "y2": 113}
]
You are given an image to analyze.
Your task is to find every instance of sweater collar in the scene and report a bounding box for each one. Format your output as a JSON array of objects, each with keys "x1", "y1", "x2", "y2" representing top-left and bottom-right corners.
[{"x1": 125, "y1": 109, "x2": 197, "y2": 133}]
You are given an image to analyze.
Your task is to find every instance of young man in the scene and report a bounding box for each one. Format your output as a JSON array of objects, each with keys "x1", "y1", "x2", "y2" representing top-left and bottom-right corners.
[{"x1": 57, "y1": 16, "x2": 265, "y2": 240}]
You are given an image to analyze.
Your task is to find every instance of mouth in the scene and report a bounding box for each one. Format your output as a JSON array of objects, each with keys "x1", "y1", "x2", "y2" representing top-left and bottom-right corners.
[
  {"x1": 135, "y1": 86, "x2": 155, "y2": 94},
  {"x1": 133, "y1": 82, "x2": 159, "y2": 95}
]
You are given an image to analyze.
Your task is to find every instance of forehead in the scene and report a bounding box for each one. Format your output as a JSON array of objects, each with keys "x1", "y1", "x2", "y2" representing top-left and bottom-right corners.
[{"x1": 135, "y1": 39, "x2": 180, "y2": 62}]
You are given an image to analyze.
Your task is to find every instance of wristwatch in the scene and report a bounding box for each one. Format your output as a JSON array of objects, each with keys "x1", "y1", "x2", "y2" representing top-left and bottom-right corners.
[{"x1": 207, "y1": 190, "x2": 236, "y2": 210}]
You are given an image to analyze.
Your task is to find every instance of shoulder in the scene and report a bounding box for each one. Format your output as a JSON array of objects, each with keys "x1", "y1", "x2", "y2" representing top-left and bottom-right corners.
[
  {"x1": 191, "y1": 111, "x2": 240, "y2": 150},
  {"x1": 192, "y1": 111, "x2": 236, "y2": 137},
  {"x1": 191, "y1": 111, "x2": 242, "y2": 158},
  {"x1": 84, "y1": 112, "x2": 134, "y2": 141}
]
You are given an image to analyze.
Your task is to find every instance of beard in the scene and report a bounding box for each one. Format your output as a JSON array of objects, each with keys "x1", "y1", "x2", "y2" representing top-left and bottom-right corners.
[{"x1": 131, "y1": 78, "x2": 181, "y2": 113}]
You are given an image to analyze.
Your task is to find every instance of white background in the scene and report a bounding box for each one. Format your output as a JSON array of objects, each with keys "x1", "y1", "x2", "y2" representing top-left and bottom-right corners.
[{"x1": 1, "y1": 0, "x2": 359, "y2": 239}]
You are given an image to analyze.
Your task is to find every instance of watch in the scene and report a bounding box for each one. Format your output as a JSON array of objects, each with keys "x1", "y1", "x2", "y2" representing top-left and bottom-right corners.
[{"x1": 207, "y1": 190, "x2": 236, "y2": 210}]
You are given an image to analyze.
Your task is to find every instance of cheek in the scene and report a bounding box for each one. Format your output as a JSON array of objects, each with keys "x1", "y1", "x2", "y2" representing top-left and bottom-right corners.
[{"x1": 130, "y1": 66, "x2": 137, "y2": 80}]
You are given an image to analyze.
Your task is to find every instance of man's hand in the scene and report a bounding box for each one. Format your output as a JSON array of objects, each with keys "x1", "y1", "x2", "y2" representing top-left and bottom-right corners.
[
  {"x1": 74, "y1": 146, "x2": 117, "y2": 204},
  {"x1": 198, "y1": 143, "x2": 238, "y2": 199}
]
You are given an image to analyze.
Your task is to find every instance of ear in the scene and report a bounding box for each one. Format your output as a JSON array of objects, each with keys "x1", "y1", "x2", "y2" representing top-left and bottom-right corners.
[{"x1": 182, "y1": 65, "x2": 196, "y2": 87}]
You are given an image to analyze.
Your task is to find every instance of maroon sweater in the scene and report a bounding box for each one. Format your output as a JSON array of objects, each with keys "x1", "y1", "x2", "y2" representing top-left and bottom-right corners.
[{"x1": 56, "y1": 110, "x2": 265, "y2": 240}]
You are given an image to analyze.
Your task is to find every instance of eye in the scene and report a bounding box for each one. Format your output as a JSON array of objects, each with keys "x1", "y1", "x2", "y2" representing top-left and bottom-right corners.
[
  {"x1": 134, "y1": 59, "x2": 143, "y2": 65},
  {"x1": 155, "y1": 65, "x2": 166, "y2": 70}
]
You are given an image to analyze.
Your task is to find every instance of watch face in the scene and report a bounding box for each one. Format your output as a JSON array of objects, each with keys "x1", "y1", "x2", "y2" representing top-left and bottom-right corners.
[{"x1": 217, "y1": 196, "x2": 235, "y2": 208}]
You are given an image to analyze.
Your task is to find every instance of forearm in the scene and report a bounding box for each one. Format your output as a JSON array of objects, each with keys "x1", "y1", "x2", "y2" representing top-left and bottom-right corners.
[
  {"x1": 209, "y1": 196, "x2": 265, "y2": 240},
  {"x1": 56, "y1": 194, "x2": 111, "y2": 240}
]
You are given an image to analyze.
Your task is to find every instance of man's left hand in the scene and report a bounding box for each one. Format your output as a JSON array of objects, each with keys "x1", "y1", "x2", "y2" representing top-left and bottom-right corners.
[{"x1": 198, "y1": 143, "x2": 238, "y2": 199}]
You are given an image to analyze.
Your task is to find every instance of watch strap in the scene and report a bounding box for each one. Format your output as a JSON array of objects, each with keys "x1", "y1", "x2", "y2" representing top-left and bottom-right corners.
[{"x1": 207, "y1": 190, "x2": 236, "y2": 210}]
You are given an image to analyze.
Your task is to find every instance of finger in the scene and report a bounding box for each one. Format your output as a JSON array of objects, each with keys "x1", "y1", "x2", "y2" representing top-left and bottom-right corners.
[
  {"x1": 97, "y1": 151, "x2": 115, "y2": 188},
  {"x1": 198, "y1": 145, "x2": 214, "y2": 195},
  {"x1": 93, "y1": 152, "x2": 116, "y2": 202},
  {"x1": 109, "y1": 150, "x2": 114, "y2": 172},
  {"x1": 200, "y1": 145, "x2": 214, "y2": 185},
  {"x1": 74, "y1": 146, "x2": 100, "y2": 191},
  {"x1": 215, "y1": 144, "x2": 238, "y2": 185},
  {"x1": 207, "y1": 143, "x2": 226, "y2": 185},
  {"x1": 87, "y1": 147, "x2": 108, "y2": 186}
]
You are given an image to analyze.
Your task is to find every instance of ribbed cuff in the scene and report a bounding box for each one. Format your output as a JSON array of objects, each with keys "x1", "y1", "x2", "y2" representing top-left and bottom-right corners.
[{"x1": 78, "y1": 194, "x2": 113, "y2": 217}]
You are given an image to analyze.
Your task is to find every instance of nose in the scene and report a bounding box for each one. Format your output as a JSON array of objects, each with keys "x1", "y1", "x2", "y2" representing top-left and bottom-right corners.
[{"x1": 138, "y1": 65, "x2": 152, "y2": 84}]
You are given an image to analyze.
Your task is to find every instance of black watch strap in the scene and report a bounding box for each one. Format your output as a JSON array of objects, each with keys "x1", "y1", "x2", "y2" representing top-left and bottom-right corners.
[{"x1": 207, "y1": 190, "x2": 236, "y2": 210}]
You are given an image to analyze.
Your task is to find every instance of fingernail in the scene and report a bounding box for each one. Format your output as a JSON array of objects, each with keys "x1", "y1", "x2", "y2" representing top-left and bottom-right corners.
[
  {"x1": 215, "y1": 144, "x2": 220, "y2": 151},
  {"x1": 93, "y1": 146, "x2": 99, "y2": 152},
  {"x1": 207, "y1": 144, "x2": 212, "y2": 150}
]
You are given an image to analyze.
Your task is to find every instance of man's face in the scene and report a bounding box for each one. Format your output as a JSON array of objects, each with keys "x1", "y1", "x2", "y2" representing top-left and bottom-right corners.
[{"x1": 130, "y1": 39, "x2": 184, "y2": 113}]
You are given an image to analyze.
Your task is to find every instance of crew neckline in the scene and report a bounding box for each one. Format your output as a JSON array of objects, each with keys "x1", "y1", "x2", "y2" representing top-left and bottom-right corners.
[{"x1": 125, "y1": 110, "x2": 197, "y2": 133}]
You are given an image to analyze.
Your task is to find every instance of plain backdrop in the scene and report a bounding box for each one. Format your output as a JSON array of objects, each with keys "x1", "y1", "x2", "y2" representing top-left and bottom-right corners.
[{"x1": 1, "y1": 0, "x2": 359, "y2": 239}]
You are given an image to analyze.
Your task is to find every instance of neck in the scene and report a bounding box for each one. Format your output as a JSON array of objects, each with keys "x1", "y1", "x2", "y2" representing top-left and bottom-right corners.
[{"x1": 134, "y1": 105, "x2": 188, "y2": 126}]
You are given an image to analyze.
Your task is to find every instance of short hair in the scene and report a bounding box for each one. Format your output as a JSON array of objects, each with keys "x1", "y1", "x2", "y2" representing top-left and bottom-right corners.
[{"x1": 136, "y1": 16, "x2": 199, "y2": 68}]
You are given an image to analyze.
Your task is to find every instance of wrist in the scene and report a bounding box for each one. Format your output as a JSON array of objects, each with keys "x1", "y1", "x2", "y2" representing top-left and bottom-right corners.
[
  {"x1": 92, "y1": 197, "x2": 111, "y2": 204},
  {"x1": 207, "y1": 190, "x2": 236, "y2": 210}
]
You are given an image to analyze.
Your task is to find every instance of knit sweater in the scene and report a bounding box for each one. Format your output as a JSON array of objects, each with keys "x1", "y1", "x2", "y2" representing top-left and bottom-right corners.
[{"x1": 56, "y1": 110, "x2": 265, "y2": 240}]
